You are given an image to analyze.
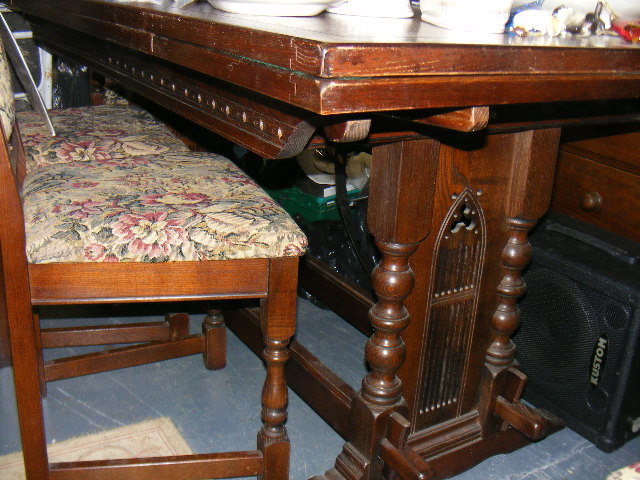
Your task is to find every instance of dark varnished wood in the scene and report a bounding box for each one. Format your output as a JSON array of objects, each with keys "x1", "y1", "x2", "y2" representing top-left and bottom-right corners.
[
  {"x1": 203, "y1": 309, "x2": 227, "y2": 370},
  {"x1": 0, "y1": 112, "x2": 300, "y2": 480},
  {"x1": 415, "y1": 129, "x2": 561, "y2": 431},
  {"x1": 313, "y1": 139, "x2": 440, "y2": 480},
  {"x1": 30, "y1": 23, "x2": 318, "y2": 159},
  {"x1": 553, "y1": 153, "x2": 640, "y2": 239},
  {"x1": 28, "y1": 260, "x2": 269, "y2": 304},
  {"x1": 381, "y1": 107, "x2": 490, "y2": 133},
  {"x1": 380, "y1": 412, "x2": 434, "y2": 480},
  {"x1": 49, "y1": 451, "x2": 264, "y2": 480},
  {"x1": 10, "y1": 1, "x2": 640, "y2": 96},
  {"x1": 225, "y1": 306, "x2": 355, "y2": 440},
  {"x1": 9, "y1": 0, "x2": 640, "y2": 77},
  {"x1": 0, "y1": 252, "x2": 10, "y2": 368},
  {"x1": 7, "y1": 2, "x2": 639, "y2": 479},
  {"x1": 551, "y1": 124, "x2": 640, "y2": 242},
  {"x1": 40, "y1": 314, "x2": 190, "y2": 348},
  {"x1": 39, "y1": 313, "x2": 197, "y2": 383},
  {"x1": 10, "y1": 0, "x2": 640, "y2": 124},
  {"x1": 305, "y1": 101, "x2": 640, "y2": 151},
  {"x1": 560, "y1": 123, "x2": 640, "y2": 176},
  {"x1": 323, "y1": 119, "x2": 372, "y2": 143},
  {"x1": 33, "y1": 302, "x2": 212, "y2": 396},
  {"x1": 473, "y1": 130, "x2": 563, "y2": 442},
  {"x1": 0, "y1": 120, "x2": 49, "y2": 478},
  {"x1": 258, "y1": 256, "x2": 300, "y2": 480},
  {"x1": 44, "y1": 335, "x2": 205, "y2": 382}
]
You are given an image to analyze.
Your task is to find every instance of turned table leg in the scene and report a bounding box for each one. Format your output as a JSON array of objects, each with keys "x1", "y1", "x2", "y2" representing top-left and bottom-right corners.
[
  {"x1": 313, "y1": 139, "x2": 440, "y2": 480},
  {"x1": 312, "y1": 128, "x2": 568, "y2": 480},
  {"x1": 477, "y1": 128, "x2": 563, "y2": 438}
]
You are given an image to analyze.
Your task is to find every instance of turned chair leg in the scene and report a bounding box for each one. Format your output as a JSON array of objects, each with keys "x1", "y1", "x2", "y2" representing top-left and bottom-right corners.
[
  {"x1": 258, "y1": 336, "x2": 291, "y2": 480},
  {"x1": 202, "y1": 309, "x2": 226, "y2": 370}
]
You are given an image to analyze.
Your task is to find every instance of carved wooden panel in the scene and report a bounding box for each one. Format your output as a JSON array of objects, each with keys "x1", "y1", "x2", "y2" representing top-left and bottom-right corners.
[
  {"x1": 33, "y1": 24, "x2": 317, "y2": 159},
  {"x1": 415, "y1": 187, "x2": 486, "y2": 427}
]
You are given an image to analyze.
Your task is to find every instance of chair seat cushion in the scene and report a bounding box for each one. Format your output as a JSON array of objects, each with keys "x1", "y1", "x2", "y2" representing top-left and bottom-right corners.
[
  {"x1": 22, "y1": 152, "x2": 307, "y2": 263},
  {"x1": 17, "y1": 105, "x2": 190, "y2": 173}
]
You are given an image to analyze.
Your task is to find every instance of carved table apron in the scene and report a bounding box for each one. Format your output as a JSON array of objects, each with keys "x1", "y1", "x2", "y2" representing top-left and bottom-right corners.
[{"x1": 9, "y1": 0, "x2": 640, "y2": 478}]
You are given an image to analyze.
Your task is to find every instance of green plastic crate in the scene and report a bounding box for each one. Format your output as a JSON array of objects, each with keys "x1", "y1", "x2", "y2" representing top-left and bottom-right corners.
[{"x1": 266, "y1": 186, "x2": 360, "y2": 222}]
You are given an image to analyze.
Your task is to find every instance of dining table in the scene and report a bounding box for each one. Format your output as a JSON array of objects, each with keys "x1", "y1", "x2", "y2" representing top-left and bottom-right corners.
[{"x1": 7, "y1": 0, "x2": 640, "y2": 478}]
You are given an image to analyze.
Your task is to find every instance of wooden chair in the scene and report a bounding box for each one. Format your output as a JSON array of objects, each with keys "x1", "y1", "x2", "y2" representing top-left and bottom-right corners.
[
  {"x1": 12, "y1": 100, "x2": 222, "y2": 387},
  {"x1": 0, "y1": 103, "x2": 217, "y2": 378},
  {"x1": 0, "y1": 38, "x2": 307, "y2": 480}
]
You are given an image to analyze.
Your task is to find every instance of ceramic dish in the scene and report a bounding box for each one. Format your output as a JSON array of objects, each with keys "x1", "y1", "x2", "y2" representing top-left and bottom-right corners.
[
  {"x1": 206, "y1": 0, "x2": 338, "y2": 16},
  {"x1": 327, "y1": 0, "x2": 414, "y2": 18},
  {"x1": 420, "y1": 0, "x2": 514, "y2": 33}
]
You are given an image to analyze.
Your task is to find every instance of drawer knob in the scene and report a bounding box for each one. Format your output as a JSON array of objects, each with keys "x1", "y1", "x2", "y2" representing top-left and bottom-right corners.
[{"x1": 580, "y1": 191, "x2": 603, "y2": 212}]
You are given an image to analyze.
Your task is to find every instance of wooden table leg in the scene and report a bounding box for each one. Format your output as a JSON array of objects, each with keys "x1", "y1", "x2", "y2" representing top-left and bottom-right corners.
[
  {"x1": 399, "y1": 128, "x2": 564, "y2": 478},
  {"x1": 476, "y1": 128, "x2": 565, "y2": 437},
  {"x1": 312, "y1": 128, "x2": 566, "y2": 480},
  {"x1": 312, "y1": 138, "x2": 441, "y2": 480}
]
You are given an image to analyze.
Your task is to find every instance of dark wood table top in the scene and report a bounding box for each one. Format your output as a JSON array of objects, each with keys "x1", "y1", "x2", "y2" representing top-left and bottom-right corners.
[
  {"x1": 5, "y1": 4, "x2": 639, "y2": 478},
  {"x1": 9, "y1": 0, "x2": 640, "y2": 115}
]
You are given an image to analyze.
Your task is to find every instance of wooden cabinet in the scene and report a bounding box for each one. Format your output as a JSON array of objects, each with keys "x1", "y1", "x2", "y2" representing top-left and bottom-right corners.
[{"x1": 551, "y1": 124, "x2": 640, "y2": 243}]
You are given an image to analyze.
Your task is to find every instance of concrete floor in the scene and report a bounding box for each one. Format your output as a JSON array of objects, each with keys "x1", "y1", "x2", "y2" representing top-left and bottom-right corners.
[{"x1": 0, "y1": 298, "x2": 638, "y2": 480}]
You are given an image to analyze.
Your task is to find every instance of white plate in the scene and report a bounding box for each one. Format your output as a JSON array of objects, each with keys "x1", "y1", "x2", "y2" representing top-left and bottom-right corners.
[
  {"x1": 420, "y1": 0, "x2": 513, "y2": 33},
  {"x1": 207, "y1": 0, "x2": 337, "y2": 16},
  {"x1": 327, "y1": 0, "x2": 414, "y2": 18}
]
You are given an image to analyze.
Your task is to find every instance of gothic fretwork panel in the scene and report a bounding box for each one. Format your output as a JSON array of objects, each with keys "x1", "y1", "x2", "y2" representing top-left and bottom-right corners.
[{"x1": 417, "y1": 187, "x2": 486, "y2": 424}]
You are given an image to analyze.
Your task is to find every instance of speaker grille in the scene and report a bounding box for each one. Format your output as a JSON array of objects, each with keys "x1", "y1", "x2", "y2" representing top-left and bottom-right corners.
[
  {"x1": 513, "y1": 214, "x2": 640, "y2": 451},
  {"x1": 515, "y1": 262, "x2": 631, "y2": 433}
]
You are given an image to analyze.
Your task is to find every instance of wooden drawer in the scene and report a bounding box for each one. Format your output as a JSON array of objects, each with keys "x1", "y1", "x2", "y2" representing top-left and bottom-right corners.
[{"x1": 550, "y1": 150, "x2": 640, "y2": 242}]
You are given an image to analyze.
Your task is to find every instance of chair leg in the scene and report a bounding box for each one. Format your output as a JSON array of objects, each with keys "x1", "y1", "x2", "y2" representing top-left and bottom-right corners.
[
  {"x1": 167, "y1": 312, "x2": 190, "y2": 340},
  {"x1": 8, "y1": 312, "x2": 50, "y2": 478},
  {"x1": 257, "y1": 257, "x2": 298, "y2": 480},
  {"x1": 202, "y1": 309, "x2": 226, "y2": 370},
  {"x1": 258, "y1": 336, "x2": 292, "y2": 480},
  {"x1": 0, "y1": 270, "x2": 10, "y2": 368}
]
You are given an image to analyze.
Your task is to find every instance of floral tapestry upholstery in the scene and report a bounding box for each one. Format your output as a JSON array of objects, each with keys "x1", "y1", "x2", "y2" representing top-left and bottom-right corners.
[
  {"x1": 23, "y1": 151, "x2": 307, "y2": 263},
  {"x1": 0, "y1": 43, "x2": 15, "y2": 141},
  {"x1": 17, "y1": 104, "x2": 190, "y2": 173}
]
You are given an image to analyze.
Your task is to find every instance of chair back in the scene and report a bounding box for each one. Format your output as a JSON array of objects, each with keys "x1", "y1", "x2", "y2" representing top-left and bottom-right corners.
[
  {"x1": 0, "y1": 33, "x2": 27, "y2": 184},
  {"x1": 0, "y1": 37, "x2": 33, "y2": 328},
  {"x1": 0, "y1": 37, "x2": 14, "y2": 142}
]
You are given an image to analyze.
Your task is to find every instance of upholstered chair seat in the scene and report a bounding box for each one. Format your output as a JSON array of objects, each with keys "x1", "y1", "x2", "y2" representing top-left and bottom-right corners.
[
  {"x1": 23, "y1": 151, "x2": 307, "y2": 264},
  {"x1": 17, "y1": 105, "x2": 191, "y2": 173}
]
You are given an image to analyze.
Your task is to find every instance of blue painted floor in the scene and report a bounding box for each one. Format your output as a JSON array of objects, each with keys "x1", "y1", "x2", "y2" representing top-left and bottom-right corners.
[{"x1": 0, "y1": 298, "x2": 637, "y2": 479}]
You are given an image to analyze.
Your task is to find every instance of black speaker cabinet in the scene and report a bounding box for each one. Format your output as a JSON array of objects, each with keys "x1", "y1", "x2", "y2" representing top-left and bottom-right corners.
[{"x1": 514, "y1": 213, "x2": 640, "y2": 452}]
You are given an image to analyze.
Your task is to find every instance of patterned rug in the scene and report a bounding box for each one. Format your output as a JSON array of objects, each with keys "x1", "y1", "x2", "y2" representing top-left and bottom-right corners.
[{"x1": 0, "y1": 417, "x2": 192, "y2": 479}]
